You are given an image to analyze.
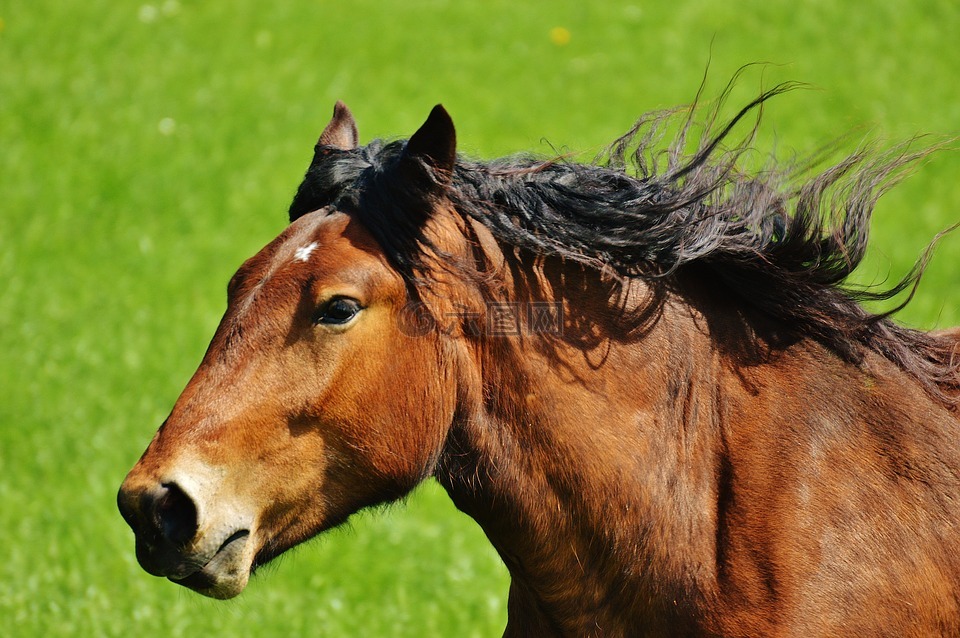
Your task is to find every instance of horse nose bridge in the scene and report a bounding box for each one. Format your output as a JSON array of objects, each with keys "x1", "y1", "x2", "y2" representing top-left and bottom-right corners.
[{"x1": 169, "y1": 366, "x2": 276, "y2": 434}]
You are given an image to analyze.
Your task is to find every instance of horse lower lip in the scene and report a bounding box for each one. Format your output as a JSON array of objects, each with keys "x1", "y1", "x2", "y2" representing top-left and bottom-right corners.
[
  {"x1": 170, "y1": 530, "x2": 251, "y2": 589},
  {"x1": 172, "y1": 569, "x2": 217, "y2": 590}
]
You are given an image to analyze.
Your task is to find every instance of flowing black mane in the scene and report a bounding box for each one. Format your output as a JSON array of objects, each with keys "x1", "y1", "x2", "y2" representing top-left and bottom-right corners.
[{"x1": 288, "y1": 90, "x2": 959, "y2": 405}]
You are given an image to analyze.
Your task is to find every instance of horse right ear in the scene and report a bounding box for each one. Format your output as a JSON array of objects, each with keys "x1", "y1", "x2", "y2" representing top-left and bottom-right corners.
[
  {"x1": 401, "y1": 104, "x2": 457, "y2": 185},
  {"x1": 317, "y1": 101, "x2": 359, "y2": 150}
]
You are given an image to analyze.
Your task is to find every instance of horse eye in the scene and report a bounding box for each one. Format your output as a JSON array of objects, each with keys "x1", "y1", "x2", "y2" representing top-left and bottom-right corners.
[{"x1": 314, "y1": 297, "x2": 362, "y2": 325}]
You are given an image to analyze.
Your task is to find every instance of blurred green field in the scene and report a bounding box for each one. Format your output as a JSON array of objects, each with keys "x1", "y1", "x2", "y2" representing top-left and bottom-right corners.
[{"x1": 1, "y1": 1, "x2": 958, "y2": 636}]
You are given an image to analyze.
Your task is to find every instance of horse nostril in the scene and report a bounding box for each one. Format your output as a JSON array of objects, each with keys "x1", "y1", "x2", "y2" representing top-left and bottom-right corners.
[
  {"x1": 118, "y1": 479, "x2": 200, "y2": 551},
  {"x1": 154, "y1": 482, "x2": 199, "y2": 547}
]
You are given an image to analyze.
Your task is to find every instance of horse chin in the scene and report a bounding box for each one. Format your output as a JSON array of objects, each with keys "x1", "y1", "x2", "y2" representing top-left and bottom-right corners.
[{"x1": 170, "y1": 530, "x2": 254, "y2": 600}]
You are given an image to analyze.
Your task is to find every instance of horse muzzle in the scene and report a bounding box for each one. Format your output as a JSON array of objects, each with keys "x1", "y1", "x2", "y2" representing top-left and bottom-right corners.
[{"x1": 117, "y1": 472, "x2": 256, "y2": 599}]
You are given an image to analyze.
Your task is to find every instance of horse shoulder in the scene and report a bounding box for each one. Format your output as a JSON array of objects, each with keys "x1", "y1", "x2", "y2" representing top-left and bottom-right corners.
[{"x1": 712, "y1": 343, "x2": 960, "y2": 635}]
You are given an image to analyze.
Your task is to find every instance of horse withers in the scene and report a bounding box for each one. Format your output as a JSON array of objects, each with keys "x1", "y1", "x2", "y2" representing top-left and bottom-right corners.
[{"x1": 118, "y1": 95, "x2": 960, "y2": 636}]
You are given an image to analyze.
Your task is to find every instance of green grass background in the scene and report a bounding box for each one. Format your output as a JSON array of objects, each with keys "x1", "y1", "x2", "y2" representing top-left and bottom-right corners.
[{"x1": 1, "y1": 1, "x2": 958, "y2": 636}]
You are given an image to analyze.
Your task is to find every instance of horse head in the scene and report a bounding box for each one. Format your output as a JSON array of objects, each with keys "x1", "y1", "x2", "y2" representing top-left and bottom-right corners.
[{"x1": 117, "y1": 104, "x2": 471, "y2": 599}]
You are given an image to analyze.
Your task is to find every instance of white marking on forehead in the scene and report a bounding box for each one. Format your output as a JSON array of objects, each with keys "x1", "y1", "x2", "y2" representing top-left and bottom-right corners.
[{"x1": 293, "y1": 242, "x2": 319, "y2": 263}]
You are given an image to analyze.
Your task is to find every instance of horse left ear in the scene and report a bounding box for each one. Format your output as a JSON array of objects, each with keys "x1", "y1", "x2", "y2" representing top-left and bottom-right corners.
[
  {"x1": 401, "y1": 104, "x2": 456, "y2": 185},
  {"x1": 317, "y1": 101, "x2": 359, "y2": 150}
]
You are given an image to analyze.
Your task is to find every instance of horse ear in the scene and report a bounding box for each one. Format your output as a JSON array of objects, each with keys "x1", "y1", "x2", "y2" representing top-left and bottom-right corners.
[
  {"x1": 402, "y1": 104, "x2": 456, "y2": 184},
  {"x1": 317, "y1": 101, "x2": 359, "y2": 150}
]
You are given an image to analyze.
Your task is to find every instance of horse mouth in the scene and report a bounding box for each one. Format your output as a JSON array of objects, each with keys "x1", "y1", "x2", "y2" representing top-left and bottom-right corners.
[{"x1": 170, "y1": 529, "x2": 252, "y2": 599}]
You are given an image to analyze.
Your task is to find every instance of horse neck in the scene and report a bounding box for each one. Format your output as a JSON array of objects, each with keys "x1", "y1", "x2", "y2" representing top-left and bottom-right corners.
[{"x1": 435, "y1": 268, "x2": 728, "y2": 630}]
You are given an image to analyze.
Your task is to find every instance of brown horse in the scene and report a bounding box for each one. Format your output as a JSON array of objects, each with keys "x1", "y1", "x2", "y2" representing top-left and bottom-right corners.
[{"x1": 119, "y1": 93, "x2": 960, "y2": 636}]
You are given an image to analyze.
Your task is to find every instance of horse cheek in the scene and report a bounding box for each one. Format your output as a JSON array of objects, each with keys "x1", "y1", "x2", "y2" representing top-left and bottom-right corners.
[{"x1": 357, "y1": 331, "x2": 453, "y2": 488}]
